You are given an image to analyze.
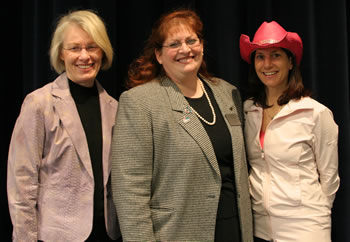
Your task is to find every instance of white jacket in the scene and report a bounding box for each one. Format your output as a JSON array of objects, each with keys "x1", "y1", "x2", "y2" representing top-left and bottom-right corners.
[{"x1": 244, "y1": 97, "x2": 339, "y2": 241}]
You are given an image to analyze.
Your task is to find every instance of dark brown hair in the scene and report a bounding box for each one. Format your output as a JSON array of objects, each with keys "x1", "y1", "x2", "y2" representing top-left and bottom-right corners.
[
  {"x1": 246, "y1": 48, "x2": 311, "y2": 108},
  {"x1": 127, "y1": 9, "x2": 211, "y2": 89}
]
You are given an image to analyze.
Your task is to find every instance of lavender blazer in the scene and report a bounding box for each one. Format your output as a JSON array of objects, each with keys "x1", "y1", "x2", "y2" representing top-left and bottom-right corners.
[{"x1": 7, "y1": 73, "x2": 119, "y2": 241}]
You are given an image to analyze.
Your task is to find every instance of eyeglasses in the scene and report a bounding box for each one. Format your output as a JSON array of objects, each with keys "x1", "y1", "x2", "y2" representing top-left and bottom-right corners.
[
  {"x1": 63, "y1": 45, "x2": 100, "y2": 54},
  {"x1": 162, "y1": 38, "x2": 201, "y2": 50}
]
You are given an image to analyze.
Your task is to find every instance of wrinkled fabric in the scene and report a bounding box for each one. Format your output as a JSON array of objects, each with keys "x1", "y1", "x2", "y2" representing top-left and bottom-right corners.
[
  {"x1": 7, "y1": 73, "x2": 119, "y2": 242},
  {"x1": 111, "y1": 76, "x2": 253, "y2": 241},
  {"x1": 244, "y1": 97, "x2": 339, "y2": 242}
]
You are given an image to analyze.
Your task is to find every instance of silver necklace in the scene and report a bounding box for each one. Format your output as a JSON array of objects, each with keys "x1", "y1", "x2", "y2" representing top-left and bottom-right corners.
[
  {"x1": 264, "y1": 108, "x2": 275, "y2": 120},
  {"x1": 189, "y1": 81, "x2": 216, "y2": 125},
  {"x1": 264, "y1": 105, "x2": 283, "y2": 120}
]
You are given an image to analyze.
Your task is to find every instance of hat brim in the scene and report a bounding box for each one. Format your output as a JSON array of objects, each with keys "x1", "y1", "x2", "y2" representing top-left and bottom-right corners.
[{"x1": 240, "y1": 32, "x2": 303, "y2": 65}]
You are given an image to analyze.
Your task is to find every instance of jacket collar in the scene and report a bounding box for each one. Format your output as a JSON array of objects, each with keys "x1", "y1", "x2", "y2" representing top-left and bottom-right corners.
[
  {"x1": 245, "y1": 97, "x2": 314, "y2": 118},
  {"x1": 160, "y1": 74, "x2": 234, "y2": 113},
  {"x1": 50, "y1": 72, "x2": 117, "y2": 183},
  {"x1": 160, "y1": 75, "x2": 234, "y2": 177}
]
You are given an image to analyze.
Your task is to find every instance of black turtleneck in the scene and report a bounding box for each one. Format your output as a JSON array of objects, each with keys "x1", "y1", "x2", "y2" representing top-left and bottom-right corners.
[{"x1": 68, "y1": 80, "x2": 107, "y2": 238}]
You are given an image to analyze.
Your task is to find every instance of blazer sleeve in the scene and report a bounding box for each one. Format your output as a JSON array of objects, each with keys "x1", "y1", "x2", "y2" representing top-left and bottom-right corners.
[
  {"x1": 111, "y1": 90, "x2": 156, "y2": 241},
  {"x1": 314, "y1": 107, "x2": 340, "y2": 207},
  {"x1": 7, "y1": 94, "x2": 45, "y2": 242}
]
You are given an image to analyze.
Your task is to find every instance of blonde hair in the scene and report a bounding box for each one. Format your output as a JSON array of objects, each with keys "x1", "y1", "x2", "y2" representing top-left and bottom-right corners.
[{"x1": 50, "y1": 10, "x2": 113, "y2": 74}]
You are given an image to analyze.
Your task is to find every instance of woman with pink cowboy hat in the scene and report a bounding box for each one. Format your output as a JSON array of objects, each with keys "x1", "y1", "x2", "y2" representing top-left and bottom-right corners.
[{"x1": 240, "y1": 21, "x2": 339, "y2": 242}]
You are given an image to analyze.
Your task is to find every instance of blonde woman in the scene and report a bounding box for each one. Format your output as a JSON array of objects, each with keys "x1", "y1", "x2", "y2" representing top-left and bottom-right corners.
[{"x1": 7, "y1": 10, "x2": 121, "y2": 241}]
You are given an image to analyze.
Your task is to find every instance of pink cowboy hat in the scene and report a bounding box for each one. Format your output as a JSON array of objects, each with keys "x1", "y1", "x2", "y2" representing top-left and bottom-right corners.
[{"x1": 240, "y1": 21, "x2": 303, "y2": 65}]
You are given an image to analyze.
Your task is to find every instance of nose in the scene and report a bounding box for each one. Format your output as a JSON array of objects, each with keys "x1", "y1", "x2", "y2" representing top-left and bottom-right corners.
[
  {"x1": 78, "y1": 48, "x2": 91, "y2": 59},
  {"x1": 263, "y1": 56, "x2": 273, "y2": 68},
  {"x1": 178, "y1": 42, "x2": 191, "y2": 53}
]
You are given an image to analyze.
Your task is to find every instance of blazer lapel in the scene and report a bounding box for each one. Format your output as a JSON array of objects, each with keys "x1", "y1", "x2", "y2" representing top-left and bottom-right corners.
[
  {"x1": 97, "y1": 81, "x2": 118, "y2": 186},
  {"x1": 161, "y1": 77, "x2": 221, "y2": 176},
  {"x1": 205, "y1": 79, "x2": 244, "y2": 183},
  {"x1": 51, "y1": 73, "x2": 94, "y2": 180}
]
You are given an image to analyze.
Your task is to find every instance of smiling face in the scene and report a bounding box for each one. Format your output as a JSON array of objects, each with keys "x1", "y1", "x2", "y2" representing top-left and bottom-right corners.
[
  {"x1": 155, "y1": 25, "x2": 203, "y2": 82},
  {"x1": 254, "y1": 47, "x2": 293, "y2": 92},
  {"x1": 60, "y1": 23, "x2": 103, "y2": 87}
]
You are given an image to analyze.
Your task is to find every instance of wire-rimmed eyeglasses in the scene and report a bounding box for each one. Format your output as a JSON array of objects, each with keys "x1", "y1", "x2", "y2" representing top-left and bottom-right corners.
[
  {"x1": 63, "y1": 45, "x2": 100, "y2": 54},
  {"x1": 162, "y1": 38, "x2": 201, "y2": 51}
]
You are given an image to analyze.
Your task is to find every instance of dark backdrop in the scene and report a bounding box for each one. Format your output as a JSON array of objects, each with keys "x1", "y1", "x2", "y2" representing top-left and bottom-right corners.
[{"x1": 3, "y1": 0, "x2": 349, "y2": 241}]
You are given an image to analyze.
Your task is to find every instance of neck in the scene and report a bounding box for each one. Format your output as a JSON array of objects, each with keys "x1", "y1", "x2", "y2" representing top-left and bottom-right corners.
[
  {"x1": 265, "y1": 87, "x2": 285, "y2": 106},
  {"x1": 68, "y1": 77, "x2": 95, "y2": 88},
  {"x1": 172, "y1": 75, "x2": 202, "y2": 98}
]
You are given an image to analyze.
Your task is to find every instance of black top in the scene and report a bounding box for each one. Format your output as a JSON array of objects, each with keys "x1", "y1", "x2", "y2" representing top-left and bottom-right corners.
[
  {"x1": 186, "y1": 81, "x2": 241, "y2": 242},
  {"x1": 69, "y1": 80, "x2": 109, "y2": 238}
]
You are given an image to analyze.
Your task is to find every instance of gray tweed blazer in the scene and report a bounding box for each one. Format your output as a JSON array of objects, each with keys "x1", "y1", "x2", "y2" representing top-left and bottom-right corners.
[{"x1": 111, "y1": 75, "x2": 253, "y2": 241}]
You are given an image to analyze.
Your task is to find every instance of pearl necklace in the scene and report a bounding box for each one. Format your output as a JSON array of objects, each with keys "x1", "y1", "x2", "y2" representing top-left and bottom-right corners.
[{"x1": 189, "y1": 81, "x2": 216, "y2": 125}]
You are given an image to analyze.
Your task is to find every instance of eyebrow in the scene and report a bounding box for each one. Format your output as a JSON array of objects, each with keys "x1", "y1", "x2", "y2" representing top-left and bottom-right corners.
[
  {"x1": 256, "y1": 49, "x2": 281, "y2": 55},
  {"x1": 167, "y1": 35, "x2": 196, "y2": 42},
  {"x1": 64, "y1": 41, "x2": 96, "y2": 45}
]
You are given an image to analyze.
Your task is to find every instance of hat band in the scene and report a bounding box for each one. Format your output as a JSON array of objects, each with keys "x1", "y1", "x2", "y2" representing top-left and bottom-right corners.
[{"x1": 256, "y1": 39, "x2": 279, "y2": 45}]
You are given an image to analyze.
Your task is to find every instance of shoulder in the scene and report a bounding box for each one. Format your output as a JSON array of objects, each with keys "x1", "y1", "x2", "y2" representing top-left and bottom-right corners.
[
  {"x1": 210, "y1": 76, "x2": 237, "y2": 90},
  {"x1": 21, "y1": 73, "x2": 69, "y2": 113},
  {"x1": 22, "y1": 82, "x2": 54, "y2": 109},
  {"x1": 119, "y1": 80, "x2": 164, "y2": 107},
  {"x1": 121, "y1": 80, "x2": 162, "y2": 97},
  {"x1": 126, "y1": 80, "x2": 161, "y2": 93},
  {"x1": 96, "y1": 81, "x2": 118, "y2": 107},
  {"x1": 290, "y1": 97, "x2": 334, "y2": 116},
  {"x1": 307, "y1": 97, "x2": 332, "y2": 112},
  {"x1": 14, "y1": 83, "x2": 55, "y2": 125},
  {"x1": 289, "y1": 97, "x2": 337, "y2": 129},
  {"x1": 205, "y1": 76, "x2": 240, "y2": 102},
  {"x1": 243, "y1": 98, "x2": 256, "y2": 112}
]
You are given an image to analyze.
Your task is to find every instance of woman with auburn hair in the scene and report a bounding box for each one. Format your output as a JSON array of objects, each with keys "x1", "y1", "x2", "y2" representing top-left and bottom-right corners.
[{"x1": 111, "y1": 9, "x2": 253, "y2": 241}]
